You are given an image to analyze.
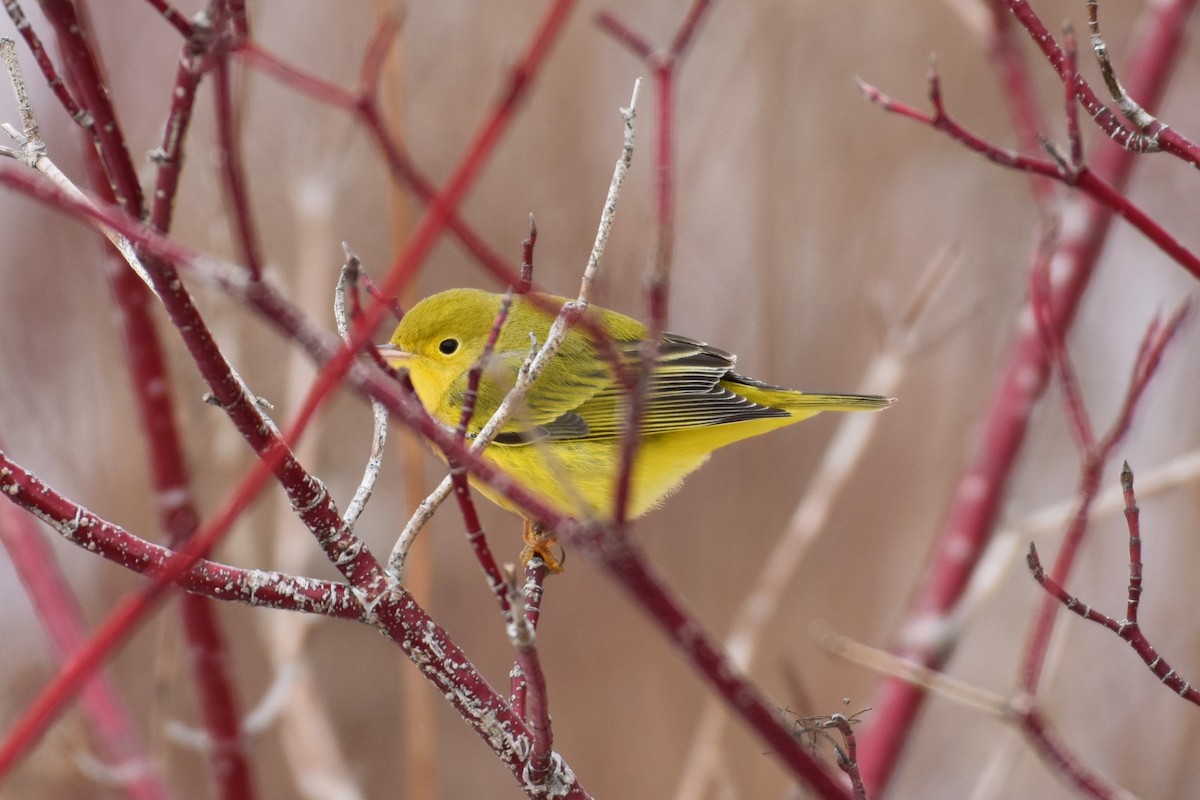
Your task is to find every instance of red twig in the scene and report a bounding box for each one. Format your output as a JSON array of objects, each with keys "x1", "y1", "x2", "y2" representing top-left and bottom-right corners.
[
  {"x1": 857, "y1": 68, "x2": 1200, "y2": 281},
  {"x1": 450, "y1": 294, "x2": 515, "y2": 612},
  {"x1": 505, "y1": 564, "x2": 554, "y2": 786},
  {"x1": 147, "y1": 17, "x2": 212, "y2": 231},
  {"x1": 1061, "y1": 26, "x2": 1083, "y2": 171},
  {"x1": 141, "y1": 0, "x2": 194, "y2": 39},
  {"x1": 511, "y1": 557, "x2": 549, "y2": 719},
  {"x1": 1021, "y1": 306, "x2": 1188, "y2": 692},
  {"x1": 593, "y1": 539, "x2": 853, "y2": 799},
  {"x1": 213, "y1": 50, "x2": 264, "y2": 280},
  {"x1": 236, "y1": 22, "x2": 522, "y2": 290},
  {"x1": 357, "y1": 267, "x2": 405, "y2": 322},
  {"x1": 1004, "y1": 0, "x2": 1200, "y2": 168},
  {"x1": 595, "y1": 0, "x2": 714, "y2": 525},
  {"x1": 981, "y1": 2, "x2": 1056, "y2": 207},
  {"x1": 827, "y1": 716, "x2": 867, "y2": 800},
  {"x1": 1016, "y1": 705, "x2": 1123, "y2": 800},
  {"x1": 35, "y1": 0, "x2": 145, "y2": 213},
  {"x1": 857, "y1": 0, "x2": 1198, "y2": 790},
  {"x1": 1028, "y1": 230, "x2": 1093, "y2": 451},
  {"x1": 1024, "y1": 473, "x2": 1200, "y2": 793},
  {"x1": 519, "y1": 214, "x2": 537, "y2": 293},
  {"x1": 1, "y1": 0, "x2": 87, "y2": 126}
]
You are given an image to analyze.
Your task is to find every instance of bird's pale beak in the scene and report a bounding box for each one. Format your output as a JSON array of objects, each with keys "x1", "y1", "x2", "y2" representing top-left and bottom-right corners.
[{"x1": 376, "y1": 343, "x2": 412, "y2": 366}]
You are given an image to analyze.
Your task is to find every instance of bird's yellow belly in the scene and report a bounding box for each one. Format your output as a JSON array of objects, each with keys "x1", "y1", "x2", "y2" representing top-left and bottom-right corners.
[{"x1": 470, "y1": 415, "x2": 801, "y2": 521}]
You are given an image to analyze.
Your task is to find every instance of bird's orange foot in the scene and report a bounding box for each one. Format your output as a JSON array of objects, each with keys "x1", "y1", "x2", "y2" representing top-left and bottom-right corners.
[{"x1": 521, "y1": 520, "x2": 565, "y2": 574}]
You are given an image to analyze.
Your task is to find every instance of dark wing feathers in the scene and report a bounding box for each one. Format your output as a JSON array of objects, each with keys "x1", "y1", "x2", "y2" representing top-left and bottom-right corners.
[{"x1": 494, "y1": 332, "x2": 788, "y2": 446}]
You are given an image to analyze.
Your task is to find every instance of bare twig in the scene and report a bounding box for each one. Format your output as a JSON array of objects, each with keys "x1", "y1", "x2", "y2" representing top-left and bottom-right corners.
[
  {"x1": 335, "y1": 250, "x2": 390, "y2": 529},
  {"x1": 1020, "y1": 305, "x2": 1188, "y2": 692},
  {"x1": 1026, "y1": 464, "x2": 1200, "y2": 705}
]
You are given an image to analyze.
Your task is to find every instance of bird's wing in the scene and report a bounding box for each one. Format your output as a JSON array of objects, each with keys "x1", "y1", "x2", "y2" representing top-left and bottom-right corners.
[
  {"x1": 467, "y1": 323, "x2": 619, "y2": 444},
  {"x1": 492, "y1": 332, "x2": 789, "y2": 445}
]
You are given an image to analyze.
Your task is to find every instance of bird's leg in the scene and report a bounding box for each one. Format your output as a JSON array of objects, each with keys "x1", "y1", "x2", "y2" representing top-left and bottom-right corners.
[{"x1": 521, "y1": 519, "x2": 564, "y2": 573}]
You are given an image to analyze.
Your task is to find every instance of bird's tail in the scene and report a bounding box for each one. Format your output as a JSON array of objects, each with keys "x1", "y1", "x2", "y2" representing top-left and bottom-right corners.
[
  {"x1": 726, "y1": 372, "x2": 894, "y2": 414},
  {"x1": 781, "y1": 392, "x2": 894, "y2": 412}
]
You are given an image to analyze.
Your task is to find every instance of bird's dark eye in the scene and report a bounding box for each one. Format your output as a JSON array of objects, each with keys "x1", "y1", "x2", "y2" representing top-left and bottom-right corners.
[{"x1": 438, "y1": 338, "x2": 459, "y2": 355}]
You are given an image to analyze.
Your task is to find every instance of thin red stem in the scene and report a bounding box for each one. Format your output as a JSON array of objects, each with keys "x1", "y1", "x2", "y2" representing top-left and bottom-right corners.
[
  {"x1": 2, "y1": 0, "x2": 87, "y2": 125},
  {"x1": 36, "y1": 0, "x2": 146, "y2": 213},
  {"x1": 450, "y1": 295, "x2": 514, "y2": 612},
  {"x1": 1003, "y1": 0, "x2": 1200, "y2": 169},
  {"x1": 982, "y1": 2, "x2": 1056, "y2": 207},
  {"x1": 510, "y1": 558, "x2": 549, "y2": 719},
  {"x1": 1121, "y1": 462, "x2": 1142, "y2": 626},
  {"x1": 213, "y1": 52, "x2": 265, "y2": 280},
  {"x1": 1027, "y1": 473, "x2": 1200, "y2": 706},
  {"x1": 142, "y1": 0, "x2": 195, "y2": 39},
  {"x1": 519, "y1": 214, "x2": 537, "y2": 293},
  {"x1": 1018, "y1": 707, "x2": 1123, "y2": 799},
  {"x1": 1020, "y1": 307, "x2": 1186, "y2": 692}
]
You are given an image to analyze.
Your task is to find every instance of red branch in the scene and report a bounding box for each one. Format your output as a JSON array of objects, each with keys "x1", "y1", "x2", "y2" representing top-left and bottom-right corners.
[
  {"x1": 857, "y1": 0, "x2": 1198, "y2": 791},
  {"x1": 1, "y1": 0, "x2": 87, "y2": 126},
  {"x1": 450, "y1": 294, "x2": 515, "y2": 613},
  {"x1": 1016, "y1": 706, "x2": 1123, "y2": 800},
  {"x1": 0, "y1": 449, "x2": 364, "y2": 616},
  {"x1": 510, "y1": 558, "x2": 549, "y2": 719},
  {"x1": 857, "y1": 68, "x2": 1200, "y2": 282},
  {"x1": 595, "y1": 0, "x2": 713, "y2": 525},
  {"x1": 1020, "y1": 305, "x2": 1187, "y2": 692},
  {"x1": 236, "y1": 18, "x2": 521, "y2": 290},
  {"x1": 36, "y1": 0, "x2": 146, "y2": 212},
  {"x1": 506, "y1": 561, "x2": 554, "y2": 786},
  {"x1": 213, "y1": 51, "x2": 265, "y2": 279},
  {"x1": 1003, "y1": 0, "x2": 1200, "y2": 168},
  {"x1": 595, "y1": 541, "x2": 852, "y2": 799},
  {"x1": 50, "y1": 3, "x2": 255, "y2": 793},
  {"x1": 981, "y1": 2, "x2": 1056, "y2": 207},
  {"x1": 1026, "y1": 463, "x2": 1199, "y2": 706}
]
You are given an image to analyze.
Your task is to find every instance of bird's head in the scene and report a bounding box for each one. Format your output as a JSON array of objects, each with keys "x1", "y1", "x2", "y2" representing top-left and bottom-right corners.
[{"x1": 378, "y1": 288, "x2": 501, "y2": 417}]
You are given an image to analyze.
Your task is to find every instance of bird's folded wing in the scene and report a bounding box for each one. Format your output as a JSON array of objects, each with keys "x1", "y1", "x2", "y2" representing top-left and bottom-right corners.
[{"x1": 494, "y1": 332, "x2": 788, "y2": 445}]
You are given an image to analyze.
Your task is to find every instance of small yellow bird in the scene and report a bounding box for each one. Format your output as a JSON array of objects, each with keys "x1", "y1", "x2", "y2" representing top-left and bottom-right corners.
[{"x1": 381, "y1": 288, "x2": 891, "y2": 567}]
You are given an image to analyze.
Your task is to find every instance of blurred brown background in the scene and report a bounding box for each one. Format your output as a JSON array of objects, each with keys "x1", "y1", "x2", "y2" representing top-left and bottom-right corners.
[{"x1": 1, "y1": 1, "x2": 1198, "y2": 798}]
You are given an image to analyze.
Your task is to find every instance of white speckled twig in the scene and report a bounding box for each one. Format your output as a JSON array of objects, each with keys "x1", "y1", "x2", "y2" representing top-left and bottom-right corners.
[
  {"x1": 334, "y1": 250, "x2": 389, "y2": 530},
  {"x1": 0, "y1": 38, "x2": 158, "y2": 295},
  {"x1": 386, "y1": 78, "x2": 643, "y2": 580}
]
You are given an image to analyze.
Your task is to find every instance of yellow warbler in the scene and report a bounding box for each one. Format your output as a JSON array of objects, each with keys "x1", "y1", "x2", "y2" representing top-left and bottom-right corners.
[{"x1": 381, "y1": 288, "x2": 891, "y2": 561}]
